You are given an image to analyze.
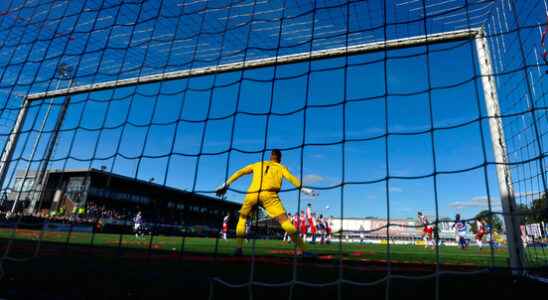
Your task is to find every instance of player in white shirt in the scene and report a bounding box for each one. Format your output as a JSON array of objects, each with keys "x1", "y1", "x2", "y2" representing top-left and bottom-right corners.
[
  {"x1": 283, "y1": 213, "x2": 293, "y2": 243},
  {"x1": 133, "y1": 211, "x2": 144, "y2": 239},
  {"x1": 325, "y1": 217, "x2": 333, "y2": 244},
  {"x1": 317, "y1": 214, "x2": 326, "y2": 244},
  {"x1": 245, "y1": 217, "x2": 252, "y2": 243}
]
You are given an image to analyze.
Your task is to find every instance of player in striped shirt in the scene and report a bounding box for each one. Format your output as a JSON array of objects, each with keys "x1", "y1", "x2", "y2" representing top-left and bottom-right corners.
[{"x1": 452, "y1": 214, "x2": 468, "y2": 249}]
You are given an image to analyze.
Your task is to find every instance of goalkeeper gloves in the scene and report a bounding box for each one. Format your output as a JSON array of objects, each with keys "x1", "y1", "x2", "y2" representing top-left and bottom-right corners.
[{"x1": 215, "y1": 183, "x2": 228, "y2": 197}]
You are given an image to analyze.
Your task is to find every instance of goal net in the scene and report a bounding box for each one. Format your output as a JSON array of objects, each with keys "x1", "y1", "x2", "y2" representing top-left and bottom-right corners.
[{"x1": 0, "y1": 0, "x2": 546, "y2": 298}]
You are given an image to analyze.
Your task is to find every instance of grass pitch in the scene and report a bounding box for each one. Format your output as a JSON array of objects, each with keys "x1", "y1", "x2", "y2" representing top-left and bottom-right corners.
[
  {"x1": 0, "y1": 227, "x2": 523, "y2": 267},
  {"x1": 1, "y1": 228, "x2": 547, "y2": 299}
]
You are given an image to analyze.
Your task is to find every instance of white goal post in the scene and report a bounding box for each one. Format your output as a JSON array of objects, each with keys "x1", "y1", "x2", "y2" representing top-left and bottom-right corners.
[{"x1": 0, "y1": 27, "x2": 524, "y2": 271}]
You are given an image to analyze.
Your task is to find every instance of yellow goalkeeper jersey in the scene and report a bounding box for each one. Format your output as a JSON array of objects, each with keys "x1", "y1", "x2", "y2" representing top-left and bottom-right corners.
[{"x1": 226, "y1": 161, "x2": 302, "y2": 194}]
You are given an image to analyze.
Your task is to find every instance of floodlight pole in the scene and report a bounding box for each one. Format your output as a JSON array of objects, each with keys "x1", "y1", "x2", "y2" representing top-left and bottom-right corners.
[
  {"x1": 474, "y1": 29, "x2": 524, "y2": 273},
  {"x1": 30, "y1": 68, "x2": 74, "y2": 212},
  {"x1": 0, "y1": 65, "x2": 74, "y2": 213},
  {"x1": 0, "y1": 98, "x2": 30, "y2": 197}
]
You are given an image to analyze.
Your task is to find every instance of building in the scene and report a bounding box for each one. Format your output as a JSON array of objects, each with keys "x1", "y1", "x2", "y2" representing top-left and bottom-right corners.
[
  {"x1": 330, "y1": 217, "x2": 417, "y2": 238},
  {"x1": 4, "y1": 170, "x2": 39, "y2": 212},
  {"x1": 4, "y1": 169, "x2": 241, "y2": 230},
  {"x1": 330, "y1": 217, "x2": 471, "y2": 241}
]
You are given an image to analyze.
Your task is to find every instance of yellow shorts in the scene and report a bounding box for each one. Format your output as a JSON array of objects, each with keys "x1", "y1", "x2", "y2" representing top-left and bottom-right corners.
[{"x1": 240, "y1": 192, "x2": 286, "y2": 218}]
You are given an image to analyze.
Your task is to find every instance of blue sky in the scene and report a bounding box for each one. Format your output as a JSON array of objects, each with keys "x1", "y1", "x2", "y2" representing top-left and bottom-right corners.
[
  {"x1": 0, "y1": 0, "x2": 545, "y2": 221},
  {"x1": 6, "y1": 40, "x2": 504, "y2": 220}
]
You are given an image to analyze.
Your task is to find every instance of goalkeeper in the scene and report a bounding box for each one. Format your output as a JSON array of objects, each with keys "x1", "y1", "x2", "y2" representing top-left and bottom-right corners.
[{"x1": 216, "y1": 149, "x2": 318, "y2": 256}]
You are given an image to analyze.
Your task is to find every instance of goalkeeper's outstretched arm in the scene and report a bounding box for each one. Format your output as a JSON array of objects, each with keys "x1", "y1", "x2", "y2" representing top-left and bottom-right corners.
[
  {"x1": 216, "y1": 164, "x2": 253, "y2": 197},
  {"x1": 281, "y1": 166, "x2": 318, "y2": 197}
]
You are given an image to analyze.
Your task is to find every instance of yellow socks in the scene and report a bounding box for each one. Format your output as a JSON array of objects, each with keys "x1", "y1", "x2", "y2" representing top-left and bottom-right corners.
[{"x1": 235, "y1": 215, "x2": 247, "y2": 249}]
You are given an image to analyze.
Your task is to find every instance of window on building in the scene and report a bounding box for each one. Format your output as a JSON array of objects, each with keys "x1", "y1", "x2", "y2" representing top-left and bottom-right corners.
[
  {"x1": 66, "y1": 177, "x2": 85, "y2": 192},
  {"x1": 13, "y1": 178, "x2": 34, "y2": 192},
  {"x1": 13, "y1": 178, "x2": 22, "y2": 191}
]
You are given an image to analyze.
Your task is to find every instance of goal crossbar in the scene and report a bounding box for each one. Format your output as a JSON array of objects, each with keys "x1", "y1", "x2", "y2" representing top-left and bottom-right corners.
[{"x1": 26, "y1": 27, "x2": 481, "y2": 101}]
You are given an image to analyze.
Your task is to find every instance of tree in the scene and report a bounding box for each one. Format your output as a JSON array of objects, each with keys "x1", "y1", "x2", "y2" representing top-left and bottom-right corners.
[
  {"x1": 513, "y1": 194, "x2": 547, "y2": 224},
  {"x1": 515, "y1": 203, "x2": 530, "y2": 224},
  {"x1": 530, "y1": 193, "x2": 547, "y2": 223},
  {"x1": 471, "y1": 210, "x2": 503, "y2": 233}
]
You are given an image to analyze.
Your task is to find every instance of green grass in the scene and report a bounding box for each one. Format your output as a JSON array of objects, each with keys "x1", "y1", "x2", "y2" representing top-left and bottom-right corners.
[
  {"x1": 2, "y1": 227, "x2": 537, "y2": 268},
  {"x1": 3, "y1": 228, "x2": 548, "y2": 300}
]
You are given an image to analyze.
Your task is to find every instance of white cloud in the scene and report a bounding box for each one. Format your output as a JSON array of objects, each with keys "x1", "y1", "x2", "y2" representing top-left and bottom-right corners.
[
  {"x1": 449, "y1": 192, "x2": 545, "y2": 210},
  {"x1": 303, "y1": 174, "x2": 324, "y2": 184},
  {"x1": 514, "y1": 191, "x2": 545, "y2": 199},
  {"x1": 389, "y1": 187, "x2": 403, "y2": 193},
  {"x1": 448, "y1": 196, "x2": 502, "y2": 209}
]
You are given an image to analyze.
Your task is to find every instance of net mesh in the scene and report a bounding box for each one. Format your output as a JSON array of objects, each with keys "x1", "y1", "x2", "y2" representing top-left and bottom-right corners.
[
  {"x1": 0, "y1": 0, "x2": 547, "y2": 298},
  {"x1": 486, "y1": 0, "x2": 548, "y2": 268}
]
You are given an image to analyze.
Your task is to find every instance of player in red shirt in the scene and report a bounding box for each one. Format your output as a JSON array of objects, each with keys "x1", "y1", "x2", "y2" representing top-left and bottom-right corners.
[
  {"x1": 288, "y1": 212, "x2": 300, "y2": 243},
  {"x1": 299, "y1": 210, "x2": 307, "y2": 239},
  {"x1": 306, "y1": 204, "x2": 317, "y2": 243},
  {"x1": 475, "y1": 217, "x2": 486, "y2": 250},
  {"x1": 221, "y1": 214, "x2": 230, "y2": 240},
  {"x1": 310, "y1": 214, "x2": 318, "y2": 243},
  {"x1": 417, "y1": 212, "x2": 433, "y2": 248},
  {"x1": 292, "y1": 212, "x2": 299, "y2": 229}
]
